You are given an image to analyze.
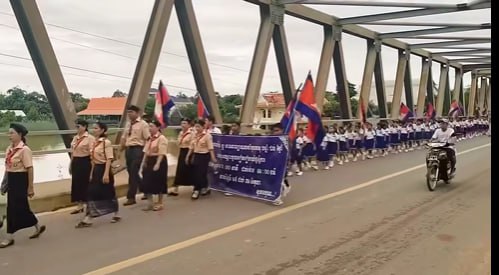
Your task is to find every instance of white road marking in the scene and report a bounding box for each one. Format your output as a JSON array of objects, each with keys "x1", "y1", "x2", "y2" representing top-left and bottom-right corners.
[{"x1": 84, "y1": 143, "x2": 490, "y2": 275}]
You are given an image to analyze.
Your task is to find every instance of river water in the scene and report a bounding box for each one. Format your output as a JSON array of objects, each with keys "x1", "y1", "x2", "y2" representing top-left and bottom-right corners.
[{"x1": 0, "y1": 135, "x2": 179, "y2": 184}]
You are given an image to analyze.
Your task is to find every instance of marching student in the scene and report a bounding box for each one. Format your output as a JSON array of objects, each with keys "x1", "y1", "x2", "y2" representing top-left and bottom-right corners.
[
  {"x1": 140, "y1": 121, "x2": 168, "y2": 211},
  {"x1": 423, "y1": 121, "x2": 432, "y2": 143},
  {"x1": 205, "y1": 115, "x2": 222, "y2": 135},
  {"x1": 289, "y1": 128, "x2": 305, "y2": 176},
  {"x1": 337, "y1": 126, "x2": 348, "y2": 165},
  {"x1": 326, "y1": 126, "x2": 338, "y2": 168},
  {"x1": 346, "y1": 124, "x2": 355, "y2": 163},
  {"x1": 302, "y1": 132, "x2": 318, "y2": 171},
  {"x1": 186, "y1": 119, "x2": 217, "y2": 200},
  {"x1": 269, "y1": 123, "x2": 291, "y2": 206},
  {"x1": 414, "y1": 119, "x2": 423, "y2": 148},
  {"x1": 400, "y1": 121, "x2": 409, "y2": 152},
  {"x1": 69, "y1": 119, "x2": 95, "y2": 215},
  {"x1": 0, "y1": 123, "x2": 46, "y2": 248},
  {"x1": 389, "y1": 121, "x2": 400, "y2": 153},
  {"x1": 170, "y1": 118, "x2": 193, "y2": 196},
  {"x1": 353, "y1": 124, "x2": 364, "y2": 161},
  {"x1": 363, "y1": 122, "x2": 375, "y2": 159},
  {"x1": 406, "y1": 121, "x2": 415, "y2": 151},
  {"x1": 316, "y1": 126, "x2": 331, "y2": 170},
  {"x1": 76, "y1": 122, "x2": 121, "y2": 228},
  {"x1": 375, "y1": 122, "x2": 387, "y2": 157}
]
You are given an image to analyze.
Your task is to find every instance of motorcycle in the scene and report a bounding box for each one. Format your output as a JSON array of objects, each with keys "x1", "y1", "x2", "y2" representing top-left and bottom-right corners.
[{"x1": 425, "y1": 142, "x2": 455, "y2": 191}]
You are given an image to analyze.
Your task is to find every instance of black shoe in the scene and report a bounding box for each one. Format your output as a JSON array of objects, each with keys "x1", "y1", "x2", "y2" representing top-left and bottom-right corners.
[
  {"x1": 0, "y1": 239, "x2": 14, "y2": 249},
  {"x1": 123, "y1": 200, "x2": 136, "y2": 206},
  {"x1": 168, "y1": 192, "x2": 179, "y2": 197},
  {"x1": 29, "y1": 225, "x2": 46, "y2": 239},
  {"x1": 141, "y1": 196, "x2": 148, "y2": 201}
]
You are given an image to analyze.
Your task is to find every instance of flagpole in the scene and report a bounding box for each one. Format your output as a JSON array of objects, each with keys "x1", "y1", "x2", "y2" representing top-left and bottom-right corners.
[{"x1": 284, "y1": 83, "x2": 303, "y2": 135}]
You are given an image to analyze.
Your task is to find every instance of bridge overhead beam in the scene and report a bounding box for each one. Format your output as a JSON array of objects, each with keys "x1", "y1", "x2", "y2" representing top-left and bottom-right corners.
[
  {"x1": 467, "y1": 72, "x2": 478, "y2": 116},
  {"x1": 120, "y1": 0, "x2": 174, "y2": 131},
  {"x1": 378, "y1": 25, "x2": 490, "y2": 39},
  {"x1": 435, "y1": 64, "x2": 449, "y2": 117},
  {"x1": 433, "y1": 49, "x2": 491, "y2": 56},
  {"x1": 410, "y1": 39, "x2": 490, "y2": 49},
  {"x1": 279, "y1": 1, "x2": 459, "y2": 9},
  {"x1": 245, "y1": 0, "x2": 463, "y2": 69},
  {"x1": 463, "y1": 63, "x2": 491, "y2": 72},
  {"x1": 175, "y1": 0, "x2": 222, "y2": 122},
  {"x1": 416, "y1": 57, "x2": 430, "y2": 117},
  {"x1": 390, "y1": 49, "x2": 407, "y2": 119},
  {"x1": 337, "y1": 1, "x2": 490, "y2": 25},
  {"x1": 10, "y1": 0, "x2": 77, "y2": 149}
]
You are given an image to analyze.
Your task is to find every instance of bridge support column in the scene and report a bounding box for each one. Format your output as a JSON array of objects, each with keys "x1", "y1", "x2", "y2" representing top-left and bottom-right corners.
[
  {"x1": 486, "y1": 81, "x2": 491, "y2": 113},
  {"x1": 416, "y1": 57, "x2": 431, "y2": 118},
  {"x1": 443, "y1": 67, "x2": 451, "y2": 115},
  {"x1": 10, "y1": 0, "x2": 77, "y2": 149},
  {"x1": 315, "y1": 26, "x2": 334, "y2": 114},
  {"x1": 403, "y1": 51, "x2": 414, "y2": 114},
  {"x1": 241, "y1": 2, "x2": 296, "y2": 126},
  {"x1": 435, "y1": 63, "x2": 449, "y2": 117},
  {"x1": 331, "y1": 26, "x2": 352, "y2": 119},
  {"x1": 358, "y1": 39, "x2": 378, "y2": 119},
  {"x1": 467, "y1": 71, "x2": 478, "y2": 116},
  {"x1": 390, "y1": 49, "x2": 408, "y2": 119},
  {"x1": 478, "y1": 77, "x2": 488, "y2": 113},
  {"x1": 175, "y1": 0, "x2": 222, "y2": 123},
  {"x1": 374, "y1": 42, "x2": 388, "y2": 119},
  {"x1": 120, "y1": 0, "x2": 174, "y2": 130}
]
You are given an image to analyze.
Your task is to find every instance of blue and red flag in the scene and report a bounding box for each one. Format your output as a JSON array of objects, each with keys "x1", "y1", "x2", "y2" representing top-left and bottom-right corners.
[
  {"x1": 448, "y1": 100, "x2": 461, "y2": 118},
  {"x1": 426, "y1": 102, "x2": 436, "y2": 121},
  {"x1": 154, "y1": 80, "x2": 175, "y2": 128},
  {"x1": 359, "y1": 95, "x2": 367, "y2": 125},
  {"x1": 399, "y1": 102, "x2": 412, "y2": 122},
  {"x1": 280, "y1": 88, "x2": 300, "y2": 140},
  {"x1": 197, "y1": 95, "x2": 210, "y2": 119},
  {"x1": 295, "y1": 72, "x2": 325, "y2": 147}
]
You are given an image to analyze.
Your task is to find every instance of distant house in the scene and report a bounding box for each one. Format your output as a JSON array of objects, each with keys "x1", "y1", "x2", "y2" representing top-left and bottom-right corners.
[
  {"x1": 148, "y1": 88, "x2": 193, "y2": 108},
  {"x1": 77, "y1": 97, "x2": 127, "y2": 124},
  {"x1": 0, "y1": 110, "x2": 26, "y2": 118}
]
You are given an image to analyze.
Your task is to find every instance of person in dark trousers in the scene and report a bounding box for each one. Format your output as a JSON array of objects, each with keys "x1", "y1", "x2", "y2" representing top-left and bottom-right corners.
[
  {"x1": 0, "y1": 123, "x2": 46, "y2": 248},
  {"x1": 120, "y1": 105, "x2": 150, "y2": 206},
  {"x1": 270, "y1": 123, "x2": 291, "y2": 206},
  {"x1": 69, "y1": 119, "x2": 95, "y2": 214},
  {"x1": 170, "y1": 118, "x2": 194, "y2": 196}
]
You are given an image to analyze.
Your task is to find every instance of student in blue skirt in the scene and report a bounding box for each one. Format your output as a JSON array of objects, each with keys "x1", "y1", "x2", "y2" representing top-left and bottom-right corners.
[
  {"x1": 414, "y1": 119, "x2": 423, "y2": 148},
  {"x1": 326, "y1": 126, "x2": 338, "y2": 168},
  {"x1": 389, "y1": 121, "x2": 401, "y2": 153},
  {"x1": 290, "y1": 128, "x2": 305, "y2": 176},
  {"x1": 317, "y1": 126, "x2": 331, "y2": 170},
  {"x1": 375, "y1": 122, "x2": 387, "y2": 157},
  {"x1": 302, "y1": 133, "x2": 318, "y2": 171},
  {"x1": 337, "y1": 126, "x2": 349, "y2": 165},
  {"x1": 353, "y1": 124, "x2": 364, "y2": 161},
  {"x1": 363, "y1": 122, "x2": 375, "y2": 159}
]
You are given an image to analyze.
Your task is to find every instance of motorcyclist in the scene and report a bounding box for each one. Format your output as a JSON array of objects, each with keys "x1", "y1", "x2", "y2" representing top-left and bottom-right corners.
[{"x1": 430, "y1": 119, "x2": 457, "y2": 174}]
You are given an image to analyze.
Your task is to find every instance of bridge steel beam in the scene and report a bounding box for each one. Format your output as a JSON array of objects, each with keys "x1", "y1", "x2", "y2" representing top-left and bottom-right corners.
[
  {"x1": 486, "y1": 81, "x2": 491, "y2": 113},
  {"x1": 119, "y1": 0, "x2": 174, "y2": 132},
  {"x1": 435, "y1": 64, "x2": 449, "y2": 117},
  {"x1": 175, "y1": 0, "x2": 222, "y2": 123},
  {"x1": 331, "y1": 27, "x2": 352, "y2": 119},
  {"x1": 443, "y1": 68, "x2": 451, "y2": 115},
  {"x1": 452, "y1": 68, "x2": 463, "y2": 102},
  {"x1": 478, "y1": 77, "x2": 488, "y2": 112},
  {"x1": 10, "y1": 0, "x2": 77, "y2": 149},
  {"x1": 403, "y1": 51, "x2": 414, "y2": 113},
  {"x1": 315, "y1": 25, "x2": 334, "y2": 113},
  {"x1": 273, "y1": 24, "x2": 296, "y2": 105},
  {"x1": 426, "y1": 59, "x2": 435, "y2": 107},
  {"x1": 358, "y1": 39, "x2": 377, "y2": 119},
  {"x1": 378, "y1": 25, "x2": 490, "y2": 39},
  {"x1": 373, "y1": 42, "x2": 388, "y2": 118},
  {"x1": 467, "y1": 72, "x2": 478, "y2": 116},
  {"x1": 416, "y1": 57, "x2": 430, "y2": 117},
  {"x1": 390, "y1": 49, "x2": 408, "y2": 119},
  {"x1": 240, "y1": 5, "x2": 274, "y2": 125},
  {"x1": 433, "y1": 49, "x2": 491, "y2": 56}
]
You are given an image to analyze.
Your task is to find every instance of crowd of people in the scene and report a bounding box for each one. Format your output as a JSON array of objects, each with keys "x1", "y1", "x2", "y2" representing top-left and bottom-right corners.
[{"x1": 0, "y1": 102, "x2": 490, "y2": 248}]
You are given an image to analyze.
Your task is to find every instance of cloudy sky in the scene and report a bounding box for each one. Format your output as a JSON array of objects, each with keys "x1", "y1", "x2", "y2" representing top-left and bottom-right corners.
[{"x1": 0, "y1": 0, "x2": 490, "y2": 104}]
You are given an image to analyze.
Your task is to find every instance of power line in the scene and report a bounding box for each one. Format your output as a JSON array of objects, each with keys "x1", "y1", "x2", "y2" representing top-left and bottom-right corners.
[
  {"x1": 0, "y1": 52, "x2": 200, "y2": 92},
  {"x1": 0, "y1": 10, "x2": 255, "y2": 74}
]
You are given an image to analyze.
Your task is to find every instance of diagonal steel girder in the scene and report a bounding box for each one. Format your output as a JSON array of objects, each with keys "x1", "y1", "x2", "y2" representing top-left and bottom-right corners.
[
  {"x1": 338, "y1": 1, "x2": 490, "y2": 25},
  {"x1": 433, "y1": 49, "x2": 491, "y2": 56},
  {"x1": 360, "y1": 22, "x2": 491, "y2": 28},
  {"x1": 378, "y1": 24, "x2": 490, "y2": 39},
  {"x1": 447, "y1": 57, "x2": 491, "y2": 63}
]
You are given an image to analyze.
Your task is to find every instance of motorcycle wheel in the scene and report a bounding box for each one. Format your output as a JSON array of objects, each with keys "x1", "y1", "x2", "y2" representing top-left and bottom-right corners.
[{"x1": 426, "y1": 166, "x2": 438, "y2": 191}]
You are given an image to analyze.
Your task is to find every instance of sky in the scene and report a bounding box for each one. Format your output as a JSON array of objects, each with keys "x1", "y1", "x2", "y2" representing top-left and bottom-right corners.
[{"x1": 0, "y1": 0, "x2": 490, "y2": 104}]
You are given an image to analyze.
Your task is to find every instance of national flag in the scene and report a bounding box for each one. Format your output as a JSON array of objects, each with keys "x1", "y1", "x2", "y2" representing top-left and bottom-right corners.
[
  {"x1": 399, "y1": 102, "x2": 412, "y2": 122},
  {"x1": 359, "y1": 95, "x2": 367, "y2": 125},
  {"x1": 154, "y1": 80, "x2": 175, "y2": 128},
  {"x1": 448, "y1": 100, "x2": 461, "y2": 118},
  {"x1": 280, "y1": 88, "x2": 301, "y2": 140},
  {"x1": 426, "y1": 102, "x2": 436, "y2": 121},
  {"x1": 295, "y1": 72, "x2": 325, "y2": 147},
  {"x1": 197, "y1": 95, "x2": 210, "y2": 119}
]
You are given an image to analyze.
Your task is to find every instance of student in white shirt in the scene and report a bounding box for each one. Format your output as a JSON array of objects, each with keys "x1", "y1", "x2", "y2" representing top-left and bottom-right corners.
[
  {"x1": 337, "y1": 126, "x2": 348, "y2": 165},
  {"x1": 363, "y1": 122, "x2": 375, "y2": 159},
  {"x1": 431, "y1": 119, "x2": 457, "y2": 174},
  {"x1": 204, "y1": 115, "x2": 222, "y2": 134},
  {"x1": 326, "y1": 126, "x2": 338, "y2": 168}
]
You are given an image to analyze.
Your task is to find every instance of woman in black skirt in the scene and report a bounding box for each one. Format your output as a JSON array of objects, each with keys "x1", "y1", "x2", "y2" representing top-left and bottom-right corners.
[
  {"x1": 169, "y1": 118, "x2": 193, "y2": 196},
  {"x1": 186, "y1": 119, "x2": 217, "y2": 200},
  {"x1": 0, "y1": 123, "x2": 46, "y2": 248},
  {"x1": 141, "y1": 121, "x2": 168, "y2": 211},
  {"x1": 76, "y1": 122, "x2": 120, "y2": 228},
  {"x1": 69, "y1": 119, "x2": 95, "y2": 214}
]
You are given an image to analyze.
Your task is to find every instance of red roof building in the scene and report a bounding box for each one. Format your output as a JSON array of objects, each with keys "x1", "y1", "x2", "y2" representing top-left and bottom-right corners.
[{"x1": 77, "y1": 97, "x2": 127, "y2": 116}]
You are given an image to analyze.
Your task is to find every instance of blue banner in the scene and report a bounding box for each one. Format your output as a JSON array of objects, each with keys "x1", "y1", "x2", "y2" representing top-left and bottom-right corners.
[{"x1": 210, "y1": 135, "x2": 289, "y2": 202}]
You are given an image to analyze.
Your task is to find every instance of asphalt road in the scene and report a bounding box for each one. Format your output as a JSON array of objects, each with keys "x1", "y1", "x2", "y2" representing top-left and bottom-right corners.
[{"x1": 0, "y1": 137, "x2": 491, "y2": 275}]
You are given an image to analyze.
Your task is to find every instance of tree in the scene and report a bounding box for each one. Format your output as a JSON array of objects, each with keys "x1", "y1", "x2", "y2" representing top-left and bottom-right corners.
[
  {"x1": 26, "y1": 106, "x2": 40, "y2": 121},
  {"x1": 112, "y1": 90, "x2": 127, "y2": 97},
  {"x1": 0, "y1": 111, "x2": 17, "y2": 127},
  {"x1": 70, "y1": 92, "x2": 89, "y2": 112}
]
